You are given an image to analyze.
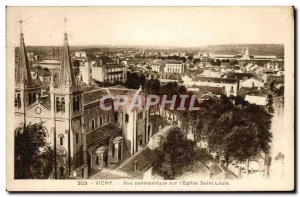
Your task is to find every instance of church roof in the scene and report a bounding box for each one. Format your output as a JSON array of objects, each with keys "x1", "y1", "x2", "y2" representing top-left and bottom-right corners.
[
  {"x1": 15, "y1": 33, "x2": 32, "y2": 85},
  {"x1": 82, "y1": 88, "x2": 110, "y2": 106},
  {"x1": 86, "y1": 122, "x2": 121, "y2": 147},
  {"x1": 58, "y1": 33, "x2": 76, "y2": 88}
]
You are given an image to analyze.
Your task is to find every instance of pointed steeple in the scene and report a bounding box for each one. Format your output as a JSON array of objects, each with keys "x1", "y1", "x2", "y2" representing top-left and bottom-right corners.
[
  {"x1": 15, "y1": 26, "x2": 32, "y2": 85},
  {"x1": 58, "y1": 32, "x2": 75, "y2": 88}
]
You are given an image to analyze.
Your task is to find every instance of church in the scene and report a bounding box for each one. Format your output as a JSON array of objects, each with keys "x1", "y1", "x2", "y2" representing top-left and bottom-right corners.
[{"x1": 14, "y1": 26, "x2": 155, "y2": 179}]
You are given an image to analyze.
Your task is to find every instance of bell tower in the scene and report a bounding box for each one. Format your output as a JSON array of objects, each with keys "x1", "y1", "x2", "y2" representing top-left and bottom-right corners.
[
  {"x1": 14, "y1": 18, "x2": 42, "y2": 128},
  {"x1": 49, "y1": 18, "x2": 83, "y2": 178}
]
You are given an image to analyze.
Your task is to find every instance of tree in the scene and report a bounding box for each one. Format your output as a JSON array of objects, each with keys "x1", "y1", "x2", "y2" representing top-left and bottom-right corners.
[
  {"x1": 15, "y1": 123, "x2": 54, "y2": 179},
  {"x1": 153, "y1": 127, "x2": 212, "y2": 179},
  {"x1": 144, "y1": 79, "x2": 161, "y2": 95},
  {"x1": 206, "y1": 98, "x2": 272, "y2": 167},
  {"x1": 125, "y1": 72, "x2": 146, "y2": 89}
]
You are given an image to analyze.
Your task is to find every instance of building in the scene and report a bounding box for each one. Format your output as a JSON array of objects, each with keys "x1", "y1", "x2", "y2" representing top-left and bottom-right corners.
[
  {"x1": 240, "y1": 78, "x2": 264, "y2": 89},
  {"x1": 91, "y1": 63, "x2": 127, "y2": 84},
  {"x1": 245, "y1": 93, "x2": 267, "y2": 106},
  {"x1": 14, "y1": 29, "x2": 150, "y2": 179},
  {"x1": 164, "y1": 60, "x2": 184, "y2": 74},
  {"x1": 182, "y1": 76, "x2": 239, "y2": 97},
  {"x1": 75, "y1": 51, "x2": 87, "y2": 58}
]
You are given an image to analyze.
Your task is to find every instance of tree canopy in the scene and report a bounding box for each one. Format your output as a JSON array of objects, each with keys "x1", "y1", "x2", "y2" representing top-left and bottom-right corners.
[{"x1": 15, "y1": 123, "x2": 54, "y2": 179}]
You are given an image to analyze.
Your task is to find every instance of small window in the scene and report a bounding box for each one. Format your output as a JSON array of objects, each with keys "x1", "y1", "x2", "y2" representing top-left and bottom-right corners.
[
  {"x1": 99, "y1": 116, "x2": 103, "y2": 126},
  {"x1": 14, "y1": 94, "x2": 18, "y2": 107},
  {"x1": 17, "y1": 94, "x2": 21, "y2": 108},
  {"x1": 61, "y1": 98, "x2": 65, "y2": 113},
  {"x1": 107, "y1": 114, "x2": 110, "y2": 122},
  {"x1": 56, "y1": 97, "x2": 61, "y2": 112},
  {"x1": 33, "y1": 93, "x2": 36, "y2": 103},
  {"x1": 59, "y1": 135, "x2": 64, "y2": 146},
  {"x1": 91, "y1": 119, "x2": 95, "y2": 130},
  {"x1": 125, "y1": 114, "x2": 129, "y2": 123},
  {"x1": 96, "y1": 156, "x2": 99, "y2": 165},
  {"x1": 28, "y1": 93, "x2": 32, "y2": 105},
  {"x1": 75, "y1": 133, "x2": 79, "y2": 144}
]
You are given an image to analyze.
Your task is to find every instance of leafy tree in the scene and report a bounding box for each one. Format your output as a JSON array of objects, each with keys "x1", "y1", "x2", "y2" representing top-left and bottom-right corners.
[
  {"x1": 153, "y1": 128, "x2": 212, "y2": 179},
  {"x1": 125, "y1": 72, "x2": 146, "y2": 89},
  {"x1": 15, "y1": 123, "x2": 54, "y2": 179},
  {"x1": 143, "y1": 79, "x2": 161, "y2": 95}
]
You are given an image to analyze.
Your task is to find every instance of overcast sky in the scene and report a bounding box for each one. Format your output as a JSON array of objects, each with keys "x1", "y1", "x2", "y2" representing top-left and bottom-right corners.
[{"x1": 7, "y1": 7, "x2": 293, "y2": 47}]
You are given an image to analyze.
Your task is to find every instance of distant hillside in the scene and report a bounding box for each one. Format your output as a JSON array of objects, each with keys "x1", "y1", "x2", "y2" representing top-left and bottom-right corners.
[{"x1": 20, "y1": 44, "x2": 284, "y2": 58}]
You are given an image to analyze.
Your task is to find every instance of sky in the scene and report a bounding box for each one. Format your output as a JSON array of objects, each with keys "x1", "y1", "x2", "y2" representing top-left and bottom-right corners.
[{"x1": 7, "y1": 6, "x2": 293, "y2": 47}]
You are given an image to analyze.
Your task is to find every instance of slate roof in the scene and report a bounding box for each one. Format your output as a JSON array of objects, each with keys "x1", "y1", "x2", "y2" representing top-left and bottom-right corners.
[
  {"x1": 117, "y1": 147, "x2": 157, "y2": 178},
  {"x1": 86, "y1": 122, "x2": 122, "y2": 147}
]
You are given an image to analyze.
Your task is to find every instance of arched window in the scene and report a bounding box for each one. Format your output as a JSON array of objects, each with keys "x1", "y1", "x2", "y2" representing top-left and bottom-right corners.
[
  {"x1": 59, "y1": 135, "x2": 64, "y2": 146},
  {"x1": 125, "y1": 114, "x2": 129, "y2": 123},
  {"x1": 91, "y1": 119, "x2": 95, "y2": 130},
  {"x1": 56, "y1": 97, "x2": 61, "y2": 112},
  {"x1": 61, "y1": 97, "x2": 65, "y2": 113},
  {"x1": 75, "y1": 132, "x2": 79, "y2": 144},
  {"x1": 99, "y1": 116, "x2": 103, "y2": 126}
]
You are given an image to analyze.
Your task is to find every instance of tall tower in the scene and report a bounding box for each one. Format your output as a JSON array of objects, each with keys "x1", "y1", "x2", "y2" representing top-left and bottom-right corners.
[
  {"x1": 49, "y1": 18, "x2": 83, "y2": 178},
  {"x1": 14, "y1": 19, "x2": 42, "y2": 128}
]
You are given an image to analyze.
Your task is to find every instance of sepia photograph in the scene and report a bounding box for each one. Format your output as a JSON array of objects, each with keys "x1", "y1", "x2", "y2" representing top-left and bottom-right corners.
[{"x1": 6, "y1": 6, "x2": 294, "y2": 191}]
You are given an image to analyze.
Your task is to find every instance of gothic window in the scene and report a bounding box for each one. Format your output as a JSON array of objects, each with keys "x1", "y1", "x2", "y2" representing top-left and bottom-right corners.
[
  {"x1": 61, "y1": 97, "x2": 65, "y2": 113},
  {"x1": 61, "y1": 98, "x2": 66, "y2": 112},
  {"x1": 75, "y1": 132, "x2": 79, "y2": 144},
  {"x1": 125, "y1": 114, "x2": 129, "y2": 123},
  {"x1": 59, "y1": 135, "x2": 64, "y2": 146},
  {"x1": 56, "y1": 97, "x2": 61, "y2": 112}
]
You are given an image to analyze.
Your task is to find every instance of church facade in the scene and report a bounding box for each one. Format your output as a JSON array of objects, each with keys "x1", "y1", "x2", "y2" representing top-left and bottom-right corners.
[{"x1": 14, "y1": 30, "x2": 152, "y2": 179}]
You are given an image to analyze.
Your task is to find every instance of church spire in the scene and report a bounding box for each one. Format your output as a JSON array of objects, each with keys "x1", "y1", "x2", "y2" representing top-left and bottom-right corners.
[
  {"x1": 15, "y1": 19, "x2": 32, "y2": 85},
  {"x1": 58, "y1": 17, "x2": 75, "y2": 88}
]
